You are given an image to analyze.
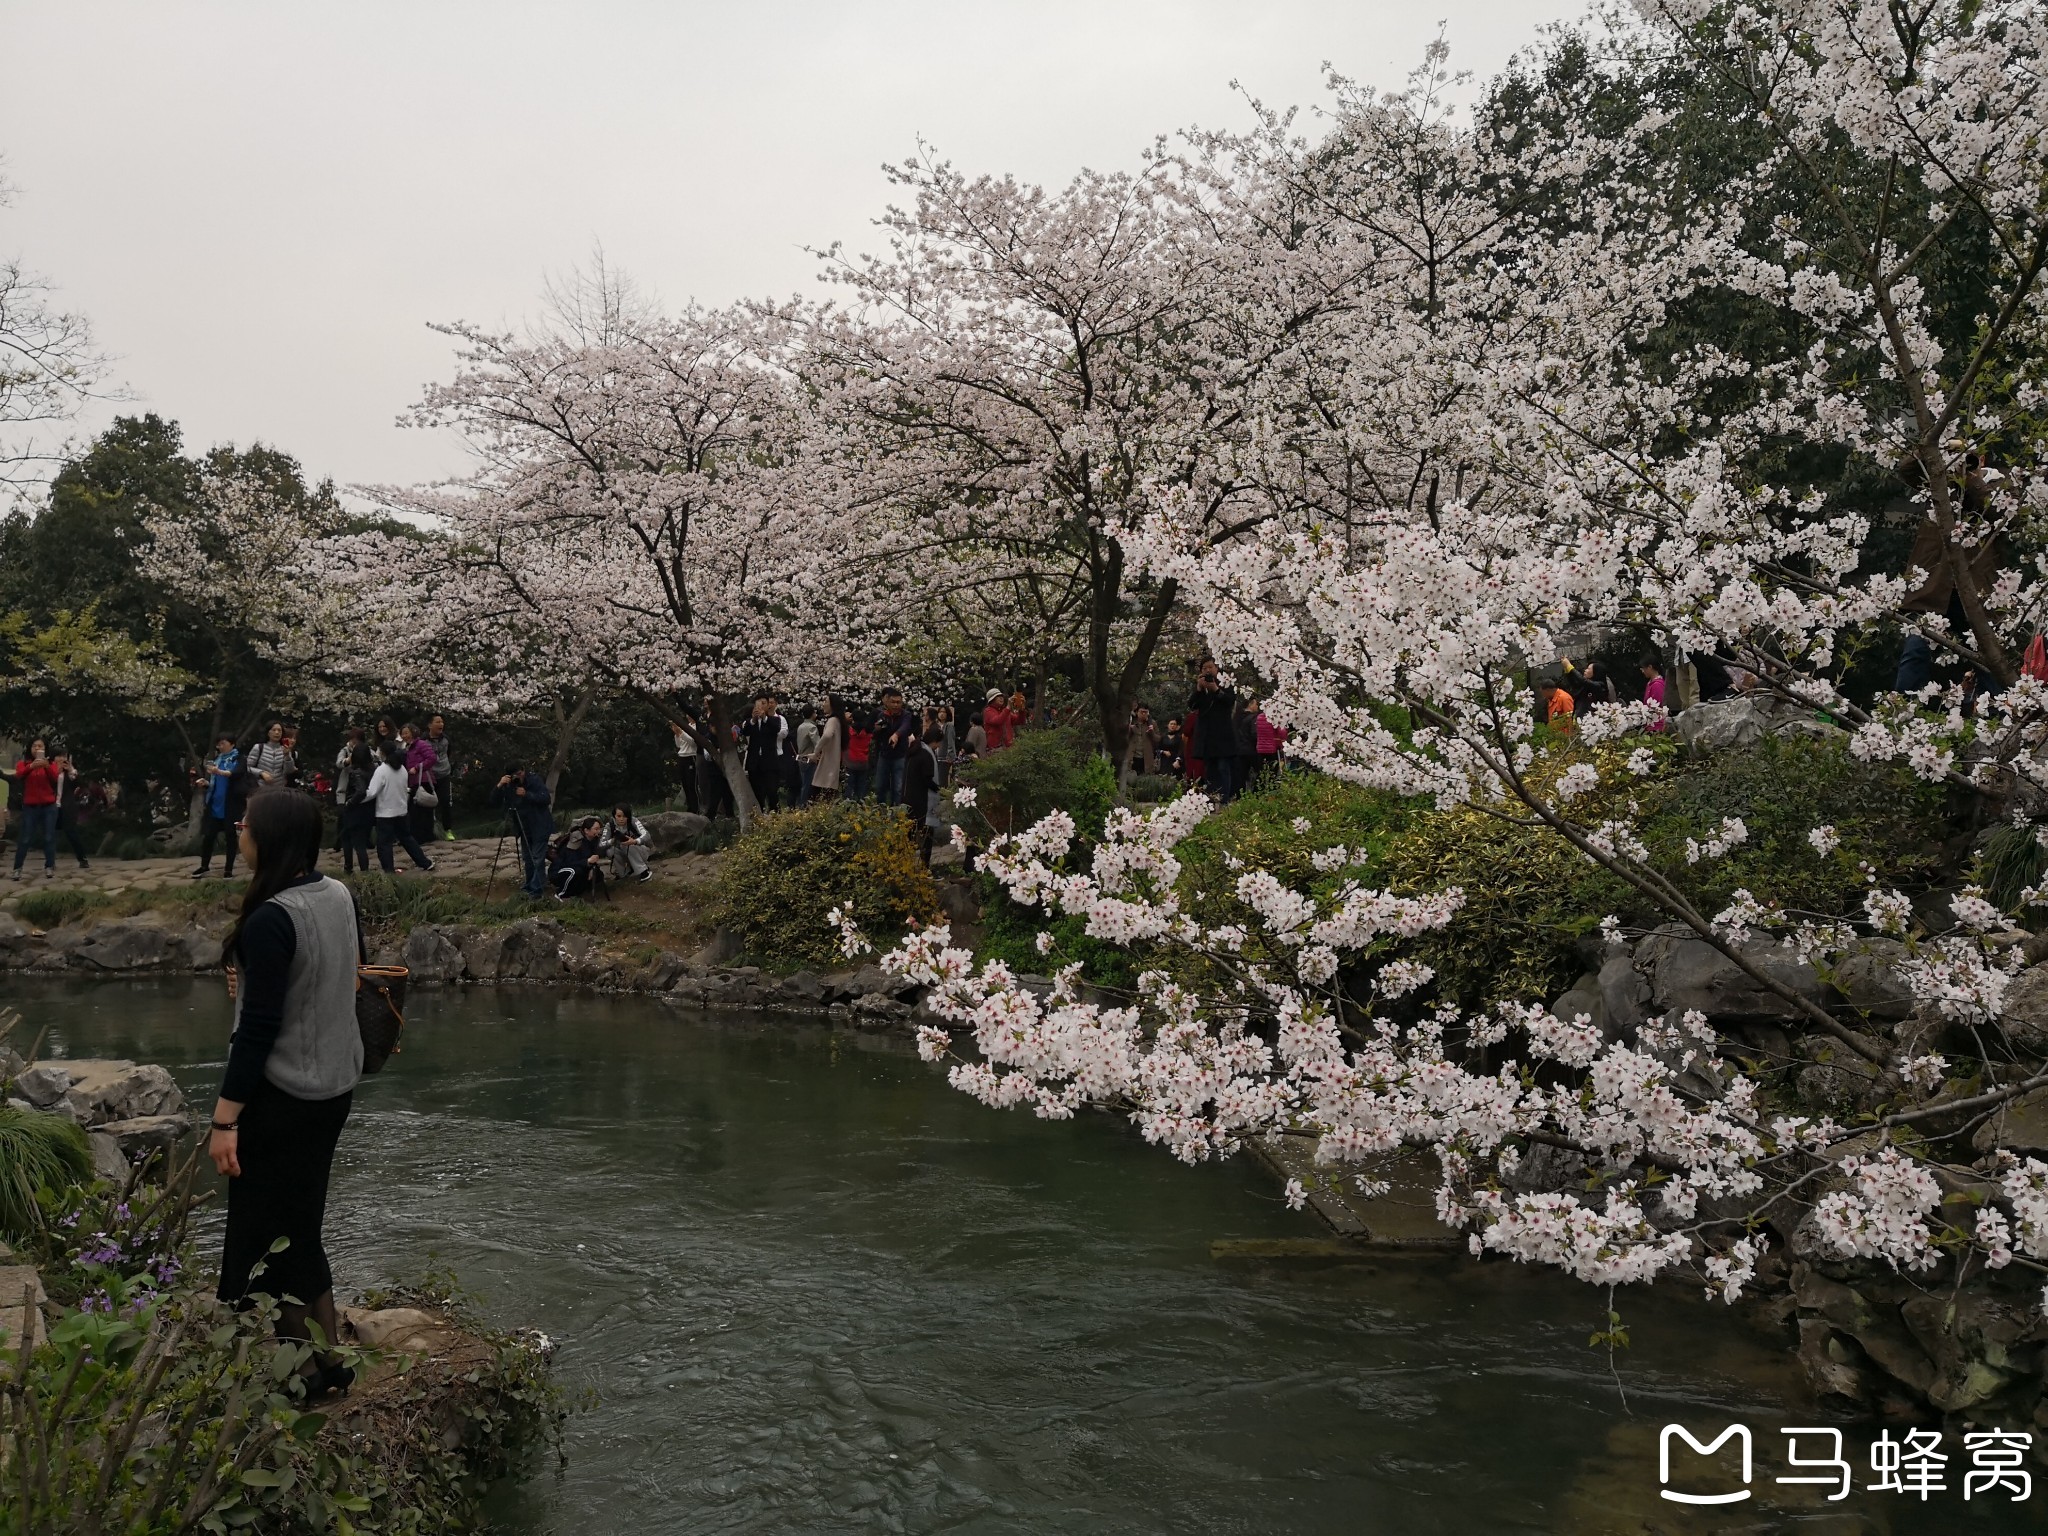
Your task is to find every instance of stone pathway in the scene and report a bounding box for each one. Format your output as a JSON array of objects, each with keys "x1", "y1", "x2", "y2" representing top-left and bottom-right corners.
[{"x1": 0, "y1": 831, "x2": 726, "y2": 912}]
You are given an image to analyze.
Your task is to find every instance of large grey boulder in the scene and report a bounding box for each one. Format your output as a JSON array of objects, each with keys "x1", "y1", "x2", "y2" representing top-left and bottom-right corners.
[
  {"x1": 12, "y1": 1061, "x2": 183, "y2": 1126},
  {"x1": 690, "y1": 927, "x2": 743, "y2": 969},
  {"x1": 1636, "y1": 927, "x2": 1827, "y2": 1020},
  {"x1": 1548, "y1": 974, "x2": 1603, "y2": 1034},
  {"x1": 40, "y1": 928, "x2": 91, "y2": 963},
  {"x1": 1973, "y1": 1086, "x2": 2048, "y2": 1155},
  {"x1": 95, "y1": 1114, "x2": 193, "y2": 1162},
  {"x1": 72, "y1": 917, "x2": 178, "y2": 971},
  {"x1": 1795, "y1": 1033, "x2": 1888, "y2": 1113},
  {"x1": 846, "y1": 962, "x2": 915, "y2": 1000},
  {"x1": 87, "y1": 1131, "x2": 130, "y2": 1184},
  {"x1": 1598, "y1": 955, "x2": 1652, "y2": 1038},
  {"x1": 0, "y1": 913, "x2": 30, "y2": 965},
  {"x1": 1830, "y1": 939, "x2": 1916, "y2": 1021},
  {"x1": 1678, "y1": 698, "x2": 1771, "y2": 753},
  {"x1": 780, "y1": 970, "x2": 825, "y2": 1005},
  {"x1": 1996, "y1": 964, "x2": 2048, "y2": 1058},
  {"x1": 12, "y1": 1065, "x2": 72, "y2": 1110},
  {"x1": 481, "y1": 918, "x2": 564, "y2": 981},
  {"x1": 173, "y1": 927, "x2": 225, "y2": 971},
  {"x1": 935, "y1": 880, "x2": 979, "y2": 926},
  {"x1": 640, "y1": 811, "x2": 710, "y2": 854},
  {"x1": 404, "y1": 925, "x2": 469, "y2": 986},
  {"x1": 850, "y1": 992, "x2": 911, "y2": 1028}
]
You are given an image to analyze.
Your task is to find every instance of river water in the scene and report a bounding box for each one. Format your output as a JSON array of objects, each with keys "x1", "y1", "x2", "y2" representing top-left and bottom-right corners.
[{"x1": 11, "y1": 976, "x2": 2032, "y2": 1534}]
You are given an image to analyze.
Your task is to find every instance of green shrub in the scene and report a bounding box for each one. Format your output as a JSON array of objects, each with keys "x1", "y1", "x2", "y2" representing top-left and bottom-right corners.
[
  {"x1": 1638, "y1": 735, "x2": 1948, "y2": 920},
  {"x1": 1175, "y1": 771, "x2": 1409, "y2": 928},
  {"x1": 0, "y1": 1106, "x2": 91, "y2": 1240},
  {"x1": 1381, "y1": 736, "x2": 1953, "y2": 1007},
  {"x1": 714, "y1": 799, "x2": 941, "y2": 969},
  {"x1": 974, "y1": 871, "x2": 1145, "y2": 993},
  {"x1": 959, "y1": 728, "x2": 1117, "y2": 843},
  {"x1": 1383, "y1": 801, "x2": 1633, "y2": 1008},
  {"x1": 13, "y1": 888, "x2": 110, "y2": 929}
]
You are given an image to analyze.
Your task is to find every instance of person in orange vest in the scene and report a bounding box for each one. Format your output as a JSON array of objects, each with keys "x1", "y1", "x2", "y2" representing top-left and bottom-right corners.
[{"x1": 1535, "y1": 674, "x2": 1575, "y2": 734}]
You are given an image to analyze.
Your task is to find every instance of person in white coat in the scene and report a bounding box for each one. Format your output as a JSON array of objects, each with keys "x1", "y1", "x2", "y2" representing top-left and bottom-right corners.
[{"x1": 367, "y1": 743, "x2": 436, "y2": 875}]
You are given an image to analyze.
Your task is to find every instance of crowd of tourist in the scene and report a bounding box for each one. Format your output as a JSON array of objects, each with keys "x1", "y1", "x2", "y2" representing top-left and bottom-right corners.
[{"x1": 1, "y1": 665, "x2": 1300, "y2": 890}]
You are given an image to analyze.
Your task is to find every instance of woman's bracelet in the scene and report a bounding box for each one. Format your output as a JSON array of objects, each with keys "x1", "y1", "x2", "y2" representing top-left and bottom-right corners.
[{"x1": 211, "y1": 1120, "x2": 239, "y2": 1132}]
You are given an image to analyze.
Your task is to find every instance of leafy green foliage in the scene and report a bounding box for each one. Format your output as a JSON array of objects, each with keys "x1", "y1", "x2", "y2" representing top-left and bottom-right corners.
[
  {"x1": 1382, "y1": 802, "x2": 1634, "y2": 1009},
  {"x1": 1175, "y1": 771, "x2": 1410, "y2": 932},
  {"x1": 959, "y1": 728, "x2": 1116, "y2": 843},
  {"x1": 3, "y1": 1176, "x2": 565, "y2": 1534},
  {"x1": 1638, "y1": 736, "x2": 1948, "y2": 918},
  {"x1": 0, "y1": 1107, "x2": 89, "y2": 1241},
  {"x1": 0, "y1": 415, "x2": 340, "y2": 790},
  {"x1": 715, "y1": 799, "x2": 940, "y2": 968},
  {"x1": 1163, "y1": 739, "x2": 1955, "y2": 1011},
  {"x1": 973, "y1": 872, "x2": 1143, "y2": 993}
]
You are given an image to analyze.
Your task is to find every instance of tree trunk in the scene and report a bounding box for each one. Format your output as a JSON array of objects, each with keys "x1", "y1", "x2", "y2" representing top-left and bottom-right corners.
[
  {"x1": 1089, "y1": 577, "x2": 1179, "y2": 769},
  {"x1": 707, "y1": 695, "x2": 760, "y2": 829},
  {"x1": 544, "y1": 685, "x2": 597, "y2": 800},
  {"x1": 178, "y1": 717, "x2": 207, "y2": 840}
]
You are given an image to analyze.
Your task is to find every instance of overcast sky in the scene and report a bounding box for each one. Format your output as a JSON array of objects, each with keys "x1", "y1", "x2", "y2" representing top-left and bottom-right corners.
[{"x1": 2, "y1": 1, "x2": 1584, "y2": 492}]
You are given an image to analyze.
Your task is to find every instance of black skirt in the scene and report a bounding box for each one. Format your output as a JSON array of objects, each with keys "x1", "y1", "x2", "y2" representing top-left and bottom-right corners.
[{"x1": 217, "y1": 1077, "x2": 353, "y2": 1308}]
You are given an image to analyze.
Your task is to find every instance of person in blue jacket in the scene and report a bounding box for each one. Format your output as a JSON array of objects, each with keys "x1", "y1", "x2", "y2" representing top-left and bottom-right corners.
[{"x1": 490, "y1": 763, "x2": 555, "y2": 898}]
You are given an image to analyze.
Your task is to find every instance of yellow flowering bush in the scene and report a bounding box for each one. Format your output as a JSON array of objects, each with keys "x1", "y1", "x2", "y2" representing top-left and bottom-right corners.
[{"x1": 714, "y1": 799, "x2": 941, "y2": 968}]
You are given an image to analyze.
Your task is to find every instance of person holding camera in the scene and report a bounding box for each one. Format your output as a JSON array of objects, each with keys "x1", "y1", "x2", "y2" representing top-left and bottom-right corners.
[
  {"x1": 1185, "y1": 656, "x2": 1242, "y2": 803},
  {"x1": 601, "y1": 804, "x2": 653, "y2": 882},
  {"x1": 548, "y1": 816, "x2": 607, "y2": 900},
  {"x1": 491, "y1": 763, "x2": 554, "y2": 898}
]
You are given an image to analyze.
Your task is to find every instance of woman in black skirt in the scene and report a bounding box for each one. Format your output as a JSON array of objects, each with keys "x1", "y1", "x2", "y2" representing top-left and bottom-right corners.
[{"x1": 208, "y1": 790, "x2": 364, "y2": 1397}]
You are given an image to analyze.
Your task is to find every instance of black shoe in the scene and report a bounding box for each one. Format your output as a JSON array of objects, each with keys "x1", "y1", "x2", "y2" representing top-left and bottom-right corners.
[
  {"x1": 638, "y1": 869, "x2": 653, "y2": 882},
  {"x1": 77, "y1": 860, "x2": 89, "y2": 870},
  {"x1": 300, "y1": 1359, "x2": 356, "y2": 1399},
  {"x1": 189, "y1": 867, "x2": 209, "y2": 879}
]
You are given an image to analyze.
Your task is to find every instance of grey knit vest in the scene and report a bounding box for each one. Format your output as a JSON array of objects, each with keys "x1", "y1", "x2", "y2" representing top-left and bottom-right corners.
[{"x1": 237, "y1": 876, "x2": 363, "y2": 1098}]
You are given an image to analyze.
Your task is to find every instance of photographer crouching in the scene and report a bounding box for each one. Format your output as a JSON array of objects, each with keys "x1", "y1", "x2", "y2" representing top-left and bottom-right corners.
[{"x1": 490, "y1": 763, "x2": 555, "y2": 900}]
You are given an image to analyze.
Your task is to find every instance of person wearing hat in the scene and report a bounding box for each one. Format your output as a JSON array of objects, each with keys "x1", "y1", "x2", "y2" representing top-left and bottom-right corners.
[{"x1": 982, "y1": 688, "x2": 1016, "y2": 752}]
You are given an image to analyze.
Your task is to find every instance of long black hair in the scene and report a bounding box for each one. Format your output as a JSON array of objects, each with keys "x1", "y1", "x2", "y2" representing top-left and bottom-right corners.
[{"x1": 221, "y1": 790, "x2": 325, "y2": 965}]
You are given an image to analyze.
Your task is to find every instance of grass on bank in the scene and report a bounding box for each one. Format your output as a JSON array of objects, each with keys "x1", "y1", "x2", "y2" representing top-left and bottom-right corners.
[{"x1": 11, "y1": 870, "x2": 681, "y2": 948}]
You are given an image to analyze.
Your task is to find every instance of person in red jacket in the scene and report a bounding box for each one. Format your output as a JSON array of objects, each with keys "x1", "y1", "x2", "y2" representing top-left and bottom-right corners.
[
  {"x1": 981, "y1": 688, "x2": 1015, "y2": 752},
  {"x1": 8, "y1": 738, "x2": 60, "y2": 879}
]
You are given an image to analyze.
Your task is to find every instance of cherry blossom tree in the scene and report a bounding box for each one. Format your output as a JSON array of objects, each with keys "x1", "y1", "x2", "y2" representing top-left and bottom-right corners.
[
  {"x1": 860, "y1": 1, "x2": 2048, "y2": 1324},
  {"x1": 384, "y1": 279, "x2": 896, "y2": 824},
  {"x1": 811, "y1": 144, "x2": 1301, "y2": 761},
  {"x1": 132, "y1": 450, "x2": 367, "y2": 807}
]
